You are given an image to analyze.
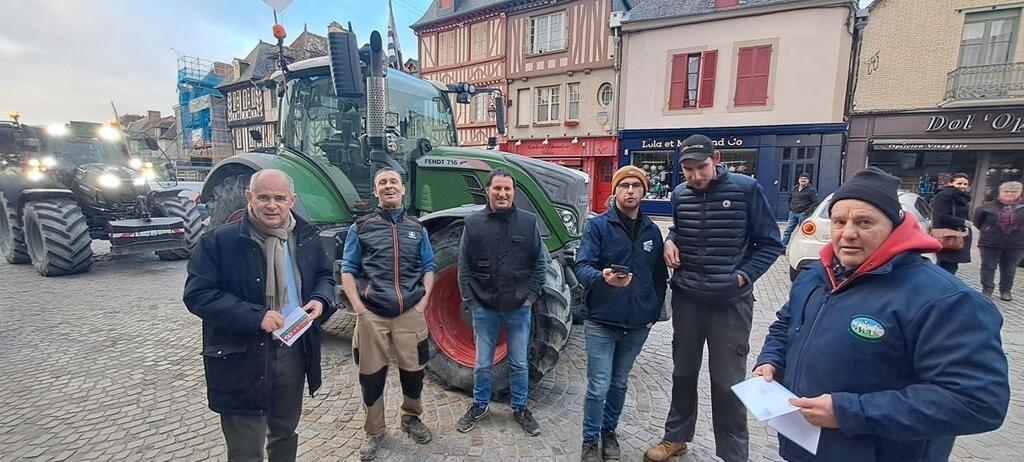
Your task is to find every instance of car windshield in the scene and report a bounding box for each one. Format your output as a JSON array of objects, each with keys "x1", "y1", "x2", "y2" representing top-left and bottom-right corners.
[{"x1": 44, "y1": 137, "x2": 128, "y2": 166}]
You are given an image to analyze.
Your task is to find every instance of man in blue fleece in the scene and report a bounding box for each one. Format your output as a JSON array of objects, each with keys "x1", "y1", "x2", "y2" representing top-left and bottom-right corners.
[{"x1": 753, "y1": 167, "x2": 1009, "y2": 462}]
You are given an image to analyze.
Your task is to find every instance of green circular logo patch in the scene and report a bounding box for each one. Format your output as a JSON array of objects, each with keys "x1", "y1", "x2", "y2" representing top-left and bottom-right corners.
[{"x1": 849, "y1": 316, "x2": 886, "y2": 342}]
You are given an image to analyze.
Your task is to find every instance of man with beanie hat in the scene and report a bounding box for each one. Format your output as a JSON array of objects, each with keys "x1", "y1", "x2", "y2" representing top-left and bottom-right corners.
[
  {"x1": 646, "y1": 134, "x2": 783, "y2": 462},
  {"x1": 752, "y1": 167, "x2": 1009, "y2": 461},
  {"x1": 782, "y1": 173, "x2": 819, "y2": 247},
  {"x1": 575, "y1": 166, "x2": 668, "y2": 461}
]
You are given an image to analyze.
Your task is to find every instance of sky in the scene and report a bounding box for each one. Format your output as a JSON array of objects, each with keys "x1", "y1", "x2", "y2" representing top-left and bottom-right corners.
[{"x1": 1, "y1": 0, "x2": 872, "y2": 125}]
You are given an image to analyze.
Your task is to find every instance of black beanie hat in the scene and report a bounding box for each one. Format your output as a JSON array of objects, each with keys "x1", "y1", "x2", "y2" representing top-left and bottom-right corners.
[{"x1": 829, "y1": 166, "x2": 903, "y2": 225}]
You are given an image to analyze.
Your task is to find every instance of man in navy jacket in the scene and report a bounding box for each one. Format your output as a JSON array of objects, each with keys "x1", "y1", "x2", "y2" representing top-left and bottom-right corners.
[
  {"x1": 575, "y1": 165, "x2": 668, "y2": 462},
  {"x1": 754, "y1": 167, "x2": 1009, "y2": 461}
]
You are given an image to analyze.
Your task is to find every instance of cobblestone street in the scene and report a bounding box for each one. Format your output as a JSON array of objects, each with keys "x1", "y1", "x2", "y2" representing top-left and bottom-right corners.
[{"x1": 0, "y1": 225, "x2": 1022, "y2": 461}]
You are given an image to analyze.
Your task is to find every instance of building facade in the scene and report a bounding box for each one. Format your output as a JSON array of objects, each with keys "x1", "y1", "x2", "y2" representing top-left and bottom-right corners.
[
  {"x1": 500, "y1": 0, "x2": 625, "y2": 212},
  {"x1": 618, "y1": 0, "x2": 857, "y2": 218},
  {"x1": 413, "y1": 0, "x2": 509, "y2": 148},
  {"x1": 848, "y1": 0, "x2": 1024, "y2": 206}
]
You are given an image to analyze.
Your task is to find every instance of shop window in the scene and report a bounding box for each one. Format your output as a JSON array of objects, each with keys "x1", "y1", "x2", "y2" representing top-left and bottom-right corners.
[
  {"x1": 868, "y1": 151, "x2": 979, "y2": 201},
  {"x1": 669, "y1": 50, "x2": 717, "y2": 109},
  {"x1": 984, "y1": 152, "x2": 1024, "y2": 200},
  {"x1": 631, "y1": 150, "x2": 674, "y2": 200},
  {"x1": 528, "y1": 11, "x2": 567, "y2": 54},
  {"x1": 536, "y1": 85, "x2": 561, "y2": 122},
  {"x1": 735, "y1": 45, "x2": 772, "y2": 106},
  {"x1": 567, "y1": 83, "x2": 580, "y2": 120},
  {"x1": 959, "y1": 9, "x2": 1019, "y2": 67},
  {"x1": 721, "y1": 148, "x2": 758, "y2": 178}
]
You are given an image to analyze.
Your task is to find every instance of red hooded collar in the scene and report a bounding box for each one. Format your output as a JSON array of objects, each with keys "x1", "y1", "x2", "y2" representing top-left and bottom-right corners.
[{"x1": 819, "y1": 214, "x2": 942, "y2": 291}]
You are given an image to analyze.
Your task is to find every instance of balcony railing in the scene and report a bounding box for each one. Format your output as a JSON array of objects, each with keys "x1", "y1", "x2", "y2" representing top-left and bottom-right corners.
[{"x1": 946, "y1": 62, "x2": 1024, "y2": 101}]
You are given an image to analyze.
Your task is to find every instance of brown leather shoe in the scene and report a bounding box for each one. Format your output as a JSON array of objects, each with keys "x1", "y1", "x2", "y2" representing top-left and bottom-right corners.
[{"x1": 643, "y1": 440, "x2": 688, "y2": 462}]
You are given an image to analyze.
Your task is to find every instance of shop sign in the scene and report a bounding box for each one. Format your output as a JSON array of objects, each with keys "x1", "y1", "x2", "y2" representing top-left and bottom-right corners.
[
  {"x1": 639, "y1": 136, "x2": 745, "y2": 149},
  {"x1": 923, "y1": 112, "x2": 1024, "y2": 134}
]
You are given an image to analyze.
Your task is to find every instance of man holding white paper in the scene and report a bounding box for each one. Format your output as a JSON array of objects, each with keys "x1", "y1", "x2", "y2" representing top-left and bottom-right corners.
[
  {"x1": 184, "y1": 169, "x2": 335, "y2": 462},
  {"x1": 752, "y1": 167, "x2": 1009, "y2": 461}
]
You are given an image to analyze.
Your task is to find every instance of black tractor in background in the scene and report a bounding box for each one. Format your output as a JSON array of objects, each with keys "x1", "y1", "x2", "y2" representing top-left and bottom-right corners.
[{"x1": 0, "y1": 119, "x2": 201, "y2": 276}]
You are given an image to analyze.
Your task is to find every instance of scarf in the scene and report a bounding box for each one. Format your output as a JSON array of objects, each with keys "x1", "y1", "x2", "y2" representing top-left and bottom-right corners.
[
  {"x1": 247, "y1": 207, "x2": 297, "y2": 312},
  {"x1": 997, "y1": 200, "x2": 1020, "y2": 234}
]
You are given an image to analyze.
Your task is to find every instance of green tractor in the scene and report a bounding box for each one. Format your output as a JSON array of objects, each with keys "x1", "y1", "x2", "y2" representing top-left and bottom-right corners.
[{"x1": 198, "y1": 26, "x2": 590, "y2": 392}]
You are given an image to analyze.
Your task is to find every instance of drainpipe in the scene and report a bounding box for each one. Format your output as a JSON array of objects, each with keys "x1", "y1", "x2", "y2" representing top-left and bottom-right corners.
[
  {"x1": 842, "y1": 2, "x2": 868, "y2": 182},
  {"x1": 611, "y1": 20, "x2": 623, "y2": 137}
]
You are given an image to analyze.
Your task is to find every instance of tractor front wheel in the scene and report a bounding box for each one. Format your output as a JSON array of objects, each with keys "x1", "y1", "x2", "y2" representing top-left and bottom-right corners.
[
  {"x1": 22, "y1": 199, "x2": 93, "y2": 276},
  {"x1": 153, "y1": 195, "x2": 203, "y2": 261},
  {"x1": 0, "y1": 193, "x2": 29, "y2": 264}
]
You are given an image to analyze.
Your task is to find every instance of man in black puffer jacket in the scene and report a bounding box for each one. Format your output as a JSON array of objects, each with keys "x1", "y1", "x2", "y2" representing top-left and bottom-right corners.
[{"x1": 645, "y1": 135, "x2": 783, "y2": 462}]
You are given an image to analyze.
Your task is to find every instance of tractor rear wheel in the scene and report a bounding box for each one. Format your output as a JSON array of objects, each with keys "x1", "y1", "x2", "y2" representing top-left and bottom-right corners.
[
  {"x1": 153, "y1": 195, "x2": 203, "y2": 261},
  {"x1": 0, "y1": 194, "x2": 30, "y2": 264},
  {"x1": 423, "y1": 221, "x2": 572, "y2": 393},
  {"x1": 22, "y1": 199, "x2": 93, "y2": 276},
  {"x1": 206, "y1": 174, "x2": 251, "y2": 228}
]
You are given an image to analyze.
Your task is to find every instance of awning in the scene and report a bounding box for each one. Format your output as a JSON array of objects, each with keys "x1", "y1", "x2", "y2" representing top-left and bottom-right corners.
[{"x1": 871, "y1": 138, "x2": 1024, "y2": 151}]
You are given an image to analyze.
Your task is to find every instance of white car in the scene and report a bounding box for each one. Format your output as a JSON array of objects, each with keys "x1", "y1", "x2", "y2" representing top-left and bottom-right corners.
[{"x1": 786, "y1": 191, "x2": 934, "y2": 281}]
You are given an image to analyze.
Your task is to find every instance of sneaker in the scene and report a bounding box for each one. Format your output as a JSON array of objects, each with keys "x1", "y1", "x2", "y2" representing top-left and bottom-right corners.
[
  {"x1": 601, "y1": 429, "x2": 621, "y2": 460},
  {"x1": 513, "y1": 407, "x2": 541, "y2": 436},
  {"x1": 401, "y1": 415, "x2": 432, "y2": 444},
  {"x1": 983, "y1": 288, "x2": 994, "y2": 298},
  {"x1": 359, "y1": 435, "x2": 383, "y2": 461},
  {"x1": 1001, "y1": 291, "x2": 1013, "y2": 302},
  {"x1": 643, "y1": 440, "x2": 687, "y2": 462},
  {"x1": 581, "y1": 439, "x2": 601, "y2": 462},
  {"x1": 455, "y1": 403, "x2": 488, "y2": 433}
]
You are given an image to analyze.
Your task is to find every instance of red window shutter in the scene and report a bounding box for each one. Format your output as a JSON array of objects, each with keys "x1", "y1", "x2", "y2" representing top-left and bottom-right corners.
[
  {"x1": 668, "y1": 54, "x2": 688, "y2": 110},
  {"x1": 734, "y1": 47, "x2": 755, "y2": 105},
  {"x1": 750, "y1": 45, "x2": 772, "y2": 105},
  {"x1": 439, "y1": 0, "x2": 453, "y2": 8},
  {"x1": 698, "y1": 50, "x2": 717, "y2": 108},
  {"x1": 715, "y1": 0, "x2": 739, "y2": 7}
]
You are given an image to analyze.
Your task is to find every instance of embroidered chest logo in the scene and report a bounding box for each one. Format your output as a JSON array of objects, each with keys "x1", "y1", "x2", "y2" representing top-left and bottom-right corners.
[
  {"x1": 849, "y1": 316, "x2": 886, "y2": 342},
  {"x1": 407, "y1": 231, "x2": 418, "y2": 239},
  {"x1": 722, "y1": 199, "x2": 732, "y2": 208},
  {"x1": 643, "y1": 240, "x2": 654, "y2": 252}
]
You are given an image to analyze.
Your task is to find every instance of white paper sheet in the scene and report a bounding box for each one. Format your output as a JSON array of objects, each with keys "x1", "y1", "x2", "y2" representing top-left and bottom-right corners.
[
  {"x1": 732, "y1": 376, "x2": 821, "y2": 455},
  {"x1": 769, "y1": 409, "x2": 821, "y2": 455},
  {"x1": 273, "y1": 304, "x2": 312, "y2": 347}
]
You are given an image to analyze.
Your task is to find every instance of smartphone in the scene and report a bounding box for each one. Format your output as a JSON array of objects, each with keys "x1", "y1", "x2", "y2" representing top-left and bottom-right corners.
[{"x1": 609, "y1": 264, "x2": 631, "y2": 276}]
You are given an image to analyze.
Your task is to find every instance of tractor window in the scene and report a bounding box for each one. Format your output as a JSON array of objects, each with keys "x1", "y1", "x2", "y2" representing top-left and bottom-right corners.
[
  {"x1": 45, "y1": 138, "x2": 128, "y2": 166},
  {"x1": 388, "y1": 75, "x2": 457, "y2": 150}
]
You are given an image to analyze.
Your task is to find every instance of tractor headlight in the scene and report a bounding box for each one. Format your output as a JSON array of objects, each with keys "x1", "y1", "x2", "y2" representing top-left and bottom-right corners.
[
  {"x1": 46, "y1": 124, "x2": 68, "y2": 136},
  {"x1": 132, "y1": 177, "x2": 147, "y2": 186},
  {"x1": 129, "y1": 158, "x2": 143, "y2": 169},
  {"x1": 41, "y1": 157, "x2": 56, "y2": 168},
  {"x1": 98, "y1": 126, "x2": 121, "y2": 141},
  {"x1": 558, "y1": 208, "x2": 578, "y2": 234},
  {"x1": 97, "y1": 173, "x2": 122, "y2": 189},
  {"x1": 26, "y1": 168, "x2": 43, "y2": 182},
  {"x1": 27, "y1": 158, "x2": 40, "y2": 167}
]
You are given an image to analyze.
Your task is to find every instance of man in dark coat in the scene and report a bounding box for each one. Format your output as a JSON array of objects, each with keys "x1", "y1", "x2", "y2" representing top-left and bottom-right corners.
[
  {"x1": 184, "y1": 169, "x2": 335, "y2": 462},
  {"x1": 753, "y1": 167, "x2": 1008, "y2": 462},
  {"x1": 931, "y1": 173, "x2": 973, "y2": 274},
  {"x1": 782, "y1": 173, "x2": 819, "y2": 247}
]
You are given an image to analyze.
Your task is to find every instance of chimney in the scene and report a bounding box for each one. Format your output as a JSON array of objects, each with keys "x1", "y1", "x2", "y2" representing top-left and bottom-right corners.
[{"x1": 148, "y1": 111, "x2": 161, "y2": 124}]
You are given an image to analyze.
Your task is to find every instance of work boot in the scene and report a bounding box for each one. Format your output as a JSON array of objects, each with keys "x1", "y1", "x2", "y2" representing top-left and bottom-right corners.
[
  {"x1": 643, "y1": 440, "x2": 687, "y2": 462},
  {"x1": 1001, "y1": 291, "x2": 1013, "y2": 302},
  {"x1": 455, "y1": 403, "x2": 488, "y2": 433},
  {"x1": 601, "y1": 429, "x2": 621, "y2": 460},
  {"x1": 581, "y1": 439, "x2": 601, "y2": 462},
  {"x1": 401, "y1": 415, "x2": 432, "y2": 444},
  {"x1": 513, "y1": 407, "x2": 541, "y2": 436},
  {"x1": 359, "y1": 435, "x2": 384, "y2": 461},
  {"x1": 983, "y1": 288, "x2": 994, "y2": 298}
]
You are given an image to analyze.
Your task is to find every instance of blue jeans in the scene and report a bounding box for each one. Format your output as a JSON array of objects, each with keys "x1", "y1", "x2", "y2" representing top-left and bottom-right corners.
[
  {"x1": 472, "y1": 306, "x2": 531, "y2": 410},
  {"x1": 781, "y1": 211, "x2": 808, "y2": 247},
  {"x1": 582, "y1": 321, "x2": 651, "y2": 441}
]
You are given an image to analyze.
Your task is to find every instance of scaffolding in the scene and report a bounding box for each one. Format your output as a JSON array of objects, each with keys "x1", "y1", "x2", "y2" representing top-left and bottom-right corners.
[{"x1": 174, "y1": 52, "x2": 234, "y2": 164}]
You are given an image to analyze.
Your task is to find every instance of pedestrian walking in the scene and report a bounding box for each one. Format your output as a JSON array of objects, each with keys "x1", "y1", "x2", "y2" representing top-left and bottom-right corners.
[
  {"x1": 973, "y1": 181, "x2": 1024, "y2": 301},
  {"x1": 340, "y1": 167, "x2": 436, "y2": 460},
  {"x1": 184, "y1": 169, "x2": 336, "y2": 462},
  {"x1": 781, "y1": 173, "x2": 819, "y2": 247},
  {"x1": 931, "y1": 173, "x2": 973, "y2": 275},
  {"x1": 644, "y1": 134, "x2": 784, "y2": 462},
  {"x1": 575, "y1": 165, "x2": 669, "y2": 461},
  {"x1": 455, "y1": 168, "x2": 548, "y2": 436},
  {"x1": 753, "y1": 166, "x2": 1009, "y2": 461}
]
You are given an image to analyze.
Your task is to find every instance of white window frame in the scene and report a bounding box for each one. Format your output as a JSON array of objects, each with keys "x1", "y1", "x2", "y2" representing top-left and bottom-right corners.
[
  {"x1": 516, "y1": 88, "x2": 531, "y2": 126},
  {"x1": 598, "y1": 83, "x2": 613, "y2": 107},
  {"x1": 528, "y1": 12, "x2": 567, "y2": 54},
  {"x1": 535, "y1": 85, "x2": 561, "y2": 123},
  {"x1": 471, "y1": 93, "x2": 492, "y2": 123},
  {"x1": 567, "y1": 82, "x2": 580, "y2": 120}
]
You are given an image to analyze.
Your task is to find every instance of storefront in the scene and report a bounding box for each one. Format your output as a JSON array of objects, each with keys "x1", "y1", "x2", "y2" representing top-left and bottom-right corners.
[
  {"x1": 619, "y1": 124, "x2": 847, "y2": 218},
  {"x1": 502, "y1": 136, "x2": 619, "y2": 212},
  {"x1": 847, "y1": 108, "x2": 1024, "y2": 210}
]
